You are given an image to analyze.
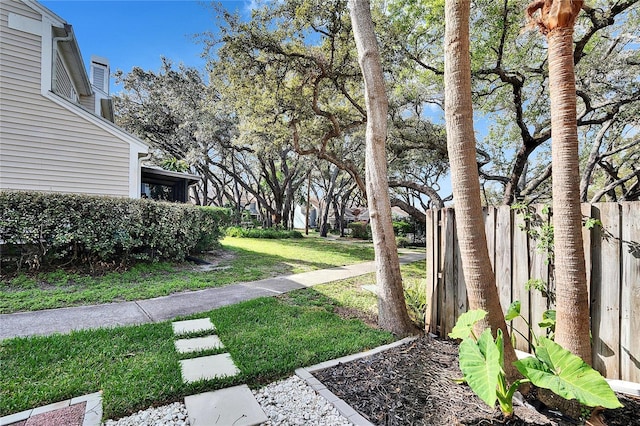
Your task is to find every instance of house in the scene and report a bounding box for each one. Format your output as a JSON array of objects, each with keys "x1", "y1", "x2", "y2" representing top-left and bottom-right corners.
[{"x1": 0, "y1": 0, "x2": 198, "y2": 202}]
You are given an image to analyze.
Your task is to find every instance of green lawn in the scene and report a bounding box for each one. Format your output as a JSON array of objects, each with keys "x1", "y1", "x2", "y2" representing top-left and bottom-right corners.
[
  {"x1": 0, "y1": 236, "x2": 426, "y2": 420},
  {"x1": 0, "y1": 275, "x2": 399, "y2": 419},
  {"x1": 0, "y1": 236, "x2": 376, "y2": 313}
]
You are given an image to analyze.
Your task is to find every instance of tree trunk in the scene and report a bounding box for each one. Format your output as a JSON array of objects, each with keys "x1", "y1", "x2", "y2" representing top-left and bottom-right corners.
[
  {"x1": 444, "y1": 0, "x2": 519, "y2": 380},
  {"x1": 305, "y1": 173, "x2": 311, "y2": 235},
  {"x1": 350, "y1": 0, "x2": 416, "y2": 337},
  {"x1": 548, "y1": 27, "x2": 592, "y2": 363},
  {"x1": 320, "y1": 167, "x2": 338, "y2": 237}
]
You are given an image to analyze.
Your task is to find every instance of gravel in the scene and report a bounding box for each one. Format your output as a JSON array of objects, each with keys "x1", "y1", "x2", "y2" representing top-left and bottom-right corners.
[
  {"x1": 103, "y1": 402, "x2": 189, "y2": 426},
  {"x1": 254, "y1": 376, "x2": 352, "y2": 426},
  {"x1": 103, "y1": 376, "x2": 352, "y2": 426}
]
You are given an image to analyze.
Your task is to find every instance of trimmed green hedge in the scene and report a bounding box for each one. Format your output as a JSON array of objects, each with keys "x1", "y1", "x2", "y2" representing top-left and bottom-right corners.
[
  {"x1": 347, "y1": 221, "x2": 370, "y2": 239},
  {"x1": 392, "y1": 220, "x2": 414, "y2": 236},
  {"x1": 0, "y1": 191, "x2": 232, "y2": 271},
  {"x1": 225, "y1": 226, "x2": 303, "y2": 239}
]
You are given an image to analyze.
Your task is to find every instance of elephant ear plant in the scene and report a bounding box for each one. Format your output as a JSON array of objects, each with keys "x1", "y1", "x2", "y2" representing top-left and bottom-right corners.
[{"x1": 449, "y1": 306, "x2": 622, "y2": 419}]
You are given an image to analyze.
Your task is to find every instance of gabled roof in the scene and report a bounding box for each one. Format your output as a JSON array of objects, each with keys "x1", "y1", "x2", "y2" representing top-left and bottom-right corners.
[
  {"x1": 52, "y1": 24, "x2": 92, "y2": 96},
  {"x1": 26, "y1": 1, "x2": 92, "y2": 96}
]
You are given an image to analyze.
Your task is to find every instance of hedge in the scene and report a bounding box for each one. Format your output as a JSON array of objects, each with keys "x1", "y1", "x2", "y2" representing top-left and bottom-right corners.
[
  {"x1": 392, "y1": 220, "x2": 414, "y2": 236},
  {"x1": 0, "y1": 191, "x2": 232, "y2": 271},
  {"x1": 347, "y1": 221, "x2": 370, "y2": 239},
  {"x1": 225, "y1": 226, "x2": 303, "y2": 239}
]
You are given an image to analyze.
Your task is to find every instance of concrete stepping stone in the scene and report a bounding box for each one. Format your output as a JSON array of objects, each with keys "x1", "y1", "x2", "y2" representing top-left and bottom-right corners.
[
  {"x1": 184, "y1": 385, "x2": 267, "y2": 426},
  {"x1": 175, "y1": 335, "x2": 224, "y2": 354},
  {"x1": 180, "y1": 353, "x2": 240, "y2": 383},
  {"x1": 172, "y1": 318, "x2": 215, "y2": 336}
]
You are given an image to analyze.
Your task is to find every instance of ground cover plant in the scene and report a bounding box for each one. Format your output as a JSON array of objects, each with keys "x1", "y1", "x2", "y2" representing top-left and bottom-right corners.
[
  {"x1": 0, "y1": 236, "x2": 376, "y2": 313},
  {"x1": 0, "y1": 276, "x2": 396, "y2": 419}
]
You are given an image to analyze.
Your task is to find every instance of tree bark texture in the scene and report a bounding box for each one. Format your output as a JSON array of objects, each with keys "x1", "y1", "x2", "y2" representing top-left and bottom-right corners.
[
  {"x1": 547, "y1": 26, "x2": 592, "y2": 364},
  {"x1": 444, "y1": 0, "x2": 519, "y2": 380},
  {"x1": 349, "y1": 0, "x2": 415, "y2": 337}
]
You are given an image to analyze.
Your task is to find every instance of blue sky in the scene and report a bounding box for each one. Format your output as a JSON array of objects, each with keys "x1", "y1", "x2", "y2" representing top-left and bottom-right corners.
[{"x1": 40, "y1": 1, "x2": 251, "y2": 92}]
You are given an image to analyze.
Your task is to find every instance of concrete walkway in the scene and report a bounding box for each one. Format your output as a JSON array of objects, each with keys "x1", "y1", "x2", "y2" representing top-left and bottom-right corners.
[{"x1": 0, "y1": 251, "x2": 424, "y2": 340}]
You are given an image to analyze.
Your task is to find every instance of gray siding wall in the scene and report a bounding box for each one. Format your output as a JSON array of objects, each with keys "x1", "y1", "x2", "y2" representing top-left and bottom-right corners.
[{"x1": 0, "y1": 0, "x2": 131, "y2": 196}]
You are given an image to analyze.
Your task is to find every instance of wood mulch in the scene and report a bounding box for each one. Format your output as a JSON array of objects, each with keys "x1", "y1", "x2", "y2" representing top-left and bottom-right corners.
[{"x1": 313, "y1": 335, "x2": 640, "y2": 426}]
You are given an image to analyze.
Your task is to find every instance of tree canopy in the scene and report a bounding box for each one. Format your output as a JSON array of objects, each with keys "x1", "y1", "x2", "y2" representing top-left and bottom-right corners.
[{"x1": 113, "y1": 0, "x2": 639, "y2": 224}]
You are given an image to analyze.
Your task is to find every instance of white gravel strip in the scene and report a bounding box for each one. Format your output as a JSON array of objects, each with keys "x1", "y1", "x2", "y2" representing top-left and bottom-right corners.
[
  {"x1": 253, "y1": 375, "x2": 352, "y2": 426},
  {"x1": 104, "y1": 402, "x2": 189, "y2": 426},
  {"x1": 103, "y1": 376, "x2": 351, "y2": 426}
]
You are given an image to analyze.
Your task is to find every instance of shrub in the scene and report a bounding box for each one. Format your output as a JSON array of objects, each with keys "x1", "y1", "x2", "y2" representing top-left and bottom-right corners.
[
  {"x1": 195, "y1": 206, "x2": 234, "y2": 252},
  {"x1": 404, "y1": 279, "x2": 427, "y2": 329},
  {"x1": 392, "y1": 220, "x2": 413, "y2": 236},
  {"x1": 396, "y1": 236, "x2": 410, "y2": 248},
  {"x1": 225, "y1": 226, "x2": 303, "y2": 239},
  {"x1": 348, "y1": 221, "x2": 370, "y2": 239},
  {"x1": 0, "y1": 191, "x2": 231, "y2": 271}
]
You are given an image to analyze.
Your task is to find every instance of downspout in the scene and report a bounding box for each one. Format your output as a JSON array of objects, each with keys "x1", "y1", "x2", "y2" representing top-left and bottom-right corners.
[
  {"x1": 51, "y1": 24, "x2": 73, "y2": 93},
  {"x1": 138, "y1": 153, "x2": 152, "y2": 198}
]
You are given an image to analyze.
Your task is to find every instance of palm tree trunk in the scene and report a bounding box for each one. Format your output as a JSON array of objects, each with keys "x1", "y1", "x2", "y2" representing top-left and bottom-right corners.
[
  {"x1": 547, "y1": 27, "x2": 592, "y2": 364},
  {"x1": 444, "y1": 0, "x2": 519, "y2": 380}
]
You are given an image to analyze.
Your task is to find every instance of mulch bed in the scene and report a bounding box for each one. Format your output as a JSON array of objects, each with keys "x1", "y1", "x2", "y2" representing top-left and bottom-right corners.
[{"x1": 313, "y1": 335, "x2": 640, "y2": 426}]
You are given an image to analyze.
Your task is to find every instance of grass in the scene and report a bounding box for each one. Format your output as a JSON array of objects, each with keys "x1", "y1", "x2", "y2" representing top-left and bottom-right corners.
[
  {"x1": 0, "y1": 236, "x2": 376, "y2": 313},
  {"x1": 0, "y1": 274, "x2": 400, "y2": 419}
]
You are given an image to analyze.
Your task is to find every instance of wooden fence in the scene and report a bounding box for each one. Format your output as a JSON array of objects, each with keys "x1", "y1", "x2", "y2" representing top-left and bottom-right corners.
[{"x1": 424, "y1": 202, "x2": 640, "y2": 383}]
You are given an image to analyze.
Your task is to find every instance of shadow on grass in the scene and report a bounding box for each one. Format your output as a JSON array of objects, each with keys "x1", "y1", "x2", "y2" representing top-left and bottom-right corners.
[
  {"x1": 0, "y1": 238, "x2": 376, "y2": 314},
  {"x1": 0, "y1": 283, "x2": 392, "y2": 420}
]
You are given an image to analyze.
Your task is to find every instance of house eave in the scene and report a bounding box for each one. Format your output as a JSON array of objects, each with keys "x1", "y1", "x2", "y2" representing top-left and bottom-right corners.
[
  {"x1": 52, "y1": 25, "x2": 92, "y2": 96},
  {"x1": 45, "y1": 91, "x2": 148, "y2": 153},
  {"x1": 141, "y1": 166, "x2": 200, "y2": 186}
]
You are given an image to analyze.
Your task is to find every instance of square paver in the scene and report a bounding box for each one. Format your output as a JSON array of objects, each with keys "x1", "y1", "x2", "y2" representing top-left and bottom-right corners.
[
  {"x1": 180, "y1": 353, "x2": 240, "y2": 383},
  {"x1": 171, "y1": 318, "x2": 215, "y2": 336},
  {"x1": 184, "y1": 385, "x2": 267, "y2": 426},
  {"x1": 174, "y1": 335, "x2": 224, "y2": 354}
]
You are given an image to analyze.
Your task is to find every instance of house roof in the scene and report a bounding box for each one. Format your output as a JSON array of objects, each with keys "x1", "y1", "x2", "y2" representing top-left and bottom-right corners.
[
  {"x1": 26, "y1": 1, "x2": 92, "y2": 96},
  {"x1": 141, "y1": 165, "x2": 200, "y2": 186},
  {"x1": 46, "y1": 91, "x2": 148, "y2": 153},
  {"x1": 52, "y1": 24, "x2": 92, "y2": 96}
]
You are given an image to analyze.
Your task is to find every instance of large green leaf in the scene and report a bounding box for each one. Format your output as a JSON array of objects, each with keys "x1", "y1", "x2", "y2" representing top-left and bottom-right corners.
[
  {"x1": 514, "y1": 337, "x2": 622, "y2": 409},
  {"x1": 459, "y1": 329, "x2": 501, "y2": 407},
  {"x1": 505, "y1": 300, "x2": 521, "y2": 321},
  {"x1": 449, "y1": 309, "x2": 487, "y2": 340}
]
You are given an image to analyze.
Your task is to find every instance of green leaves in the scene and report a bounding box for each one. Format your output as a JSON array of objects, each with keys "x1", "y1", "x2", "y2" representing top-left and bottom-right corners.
[
  {"x1": 459, "y1": 328, "x2": 502, "y2": 408},
  {"x1": 0, "y1": 191, "x2": 230, "y2": 271},
  {"x1": 514, "y1": 337, "x2": 622, "y2": 409},
  {"x1": 452, "y1": 308, "x2": 621, "y2": 416},
  {"x1": 448, "y1": 309, "x2": 487, "y2": 340},
  {"x1": 505, "y1": 300, "x2": 521, "y2": 321}
]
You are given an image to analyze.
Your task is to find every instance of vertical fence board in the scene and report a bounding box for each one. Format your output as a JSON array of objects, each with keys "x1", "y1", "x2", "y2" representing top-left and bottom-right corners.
[
  {"x1": 425, "y1": 209, "x2": 437, "y2": 334},
  {"x1": 435, "y1": 209, "x2": 444, "y2": 335},
  {"x1": 582, "y1": 204, "x2": 594, "y2": 303},
  {"x1": 529, "y1": 205, "x2": 550, "y2": 340},
  {"x1": 621, "y1": 202, "x2": 640, "y2": 383},
  {"x1": 495, "y1": 206, "x2": 513, "y2": 314},
  {"x1": 454, "y1": 219, "x2": 467, "y2": 323},
  {"x1": 442, "y1": 209, "x2": 457, "y2": 336},
  {"x1": 591, "y1": 203, "x2": 621, "y2": 379},
  {"x1": 512, "y1": 210, "x2": 531, "y2": 351},
  {"x1": 485, "y1": 206, "x2": 497, "y2": 271}
]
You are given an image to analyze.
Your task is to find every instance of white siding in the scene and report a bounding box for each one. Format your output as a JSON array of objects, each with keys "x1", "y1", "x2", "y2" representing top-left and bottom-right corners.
[
  {"x1": 78, "y1": 93, "x2": 95, "y2": 111},
  {"x1": 54, "y1": 52, "x2": 77, "y2": 102},
  {"x1": 0, "y1": 0, "x2": 131, "y2": 196}
]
